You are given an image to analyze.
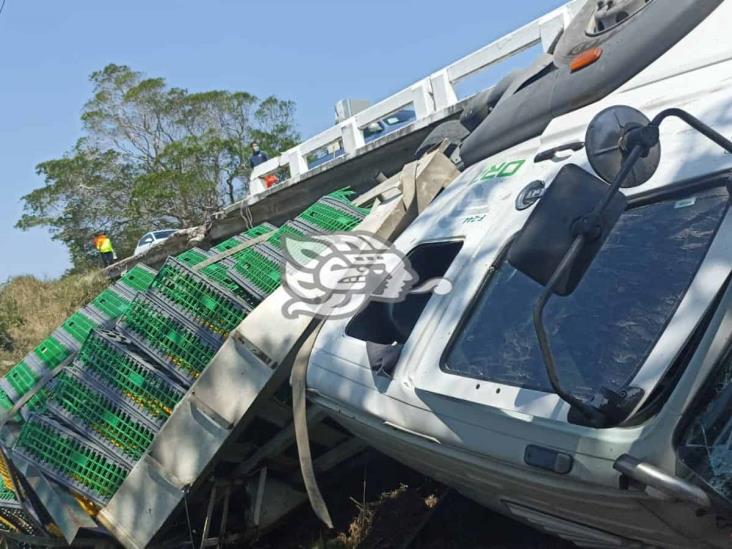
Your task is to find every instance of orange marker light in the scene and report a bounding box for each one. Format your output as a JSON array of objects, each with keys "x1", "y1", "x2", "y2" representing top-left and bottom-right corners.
[{"x1": 570, "y1": 48, "x2": 603, "y2": 73}]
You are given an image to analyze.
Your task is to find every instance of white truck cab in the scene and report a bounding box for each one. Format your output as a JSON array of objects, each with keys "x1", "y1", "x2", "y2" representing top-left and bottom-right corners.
[{"x1": 305, "y1": 2, "x2": 732, "y2": 546}]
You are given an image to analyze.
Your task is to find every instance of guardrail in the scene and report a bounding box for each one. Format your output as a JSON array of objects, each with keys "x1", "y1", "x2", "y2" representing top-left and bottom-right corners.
[{"x1": 248, "y1": 0, "x2": 583, "y2": 196}]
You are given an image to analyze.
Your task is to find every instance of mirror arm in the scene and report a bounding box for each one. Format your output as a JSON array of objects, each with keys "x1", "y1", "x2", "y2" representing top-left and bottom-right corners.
[
  {"x1": 651, "y1": 109, "x2": 732, "y2": 154},
  {"x1": 532, "y1": 235, "x2": 608, "y2": 425},
  {"x1": 533, "y1": 145, "x2": 646, "y2": 425}
]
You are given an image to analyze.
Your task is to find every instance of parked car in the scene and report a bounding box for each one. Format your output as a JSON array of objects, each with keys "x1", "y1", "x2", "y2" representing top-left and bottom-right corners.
[
  {"x1": 363, "y1": 109, "x2": 416, "y2": 143},
  {"x1": 306, "y1": 109, "x2": 418, "y2": 171},
  {"x1": 307, "y1": 144, "x2": 346, "y2": 171},
  {"x1": 133, "y1": 229, "x2": 177, "y2": 256}
]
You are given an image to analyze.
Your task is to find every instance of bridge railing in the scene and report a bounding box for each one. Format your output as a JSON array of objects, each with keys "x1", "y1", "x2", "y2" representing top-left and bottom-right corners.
[{"x1": 248, "y1": 0, "x2": 583, "y2": 196}]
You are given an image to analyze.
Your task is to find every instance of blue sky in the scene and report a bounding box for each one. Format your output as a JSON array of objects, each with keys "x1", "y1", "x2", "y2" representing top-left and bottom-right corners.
[{"x1": 0, "y1": 0, "x2": 566, "y2": 281}]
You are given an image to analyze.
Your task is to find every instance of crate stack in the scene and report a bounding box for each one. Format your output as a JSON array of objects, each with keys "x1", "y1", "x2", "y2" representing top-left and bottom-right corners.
[
  {"x1": 15, "y1": 414, "x2": 131, "y2": 507},
  {"x1": 0, "y1": 264, "x2": 158, "y2": 419},
  {"x1": 0, "y1": 450, "x2": 46, "y2": 535},
  {"x1": 0, "y1": 264, "x2": 158, "y2": 522},
  {"x1": 229, "y1": 194, "x2": 369, "y2": 307},
  {"x1": 4, "y1": 190, "x2": 370, "y2": 519}
]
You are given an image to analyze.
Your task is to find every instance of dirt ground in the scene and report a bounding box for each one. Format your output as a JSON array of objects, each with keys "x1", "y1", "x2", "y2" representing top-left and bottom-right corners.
[{"x1": 251, "y1": 454, "x2": 573, "y2": 549}]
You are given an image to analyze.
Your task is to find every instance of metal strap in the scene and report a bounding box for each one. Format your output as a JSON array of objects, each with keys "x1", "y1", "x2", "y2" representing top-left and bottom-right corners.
[
  {"x1": 0, "y1": 354, "x2": 76, "y2": 429},
  {"x1": 192, "y1": 232, "x2": 273, "y2": 273},
  {"x1": 291, "y1": 324, "x2": 333, "y2": 528}
]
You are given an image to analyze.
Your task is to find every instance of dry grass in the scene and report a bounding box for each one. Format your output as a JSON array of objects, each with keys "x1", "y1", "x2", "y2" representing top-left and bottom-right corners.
[{"x1": 0, "y1": 272, "x2": 108, "y2": 374}]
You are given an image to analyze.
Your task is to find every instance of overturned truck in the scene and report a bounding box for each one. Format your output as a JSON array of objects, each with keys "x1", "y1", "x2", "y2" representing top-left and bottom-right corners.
[{"x1": 2, "y1": 0, "x2": 732, "y2": 547}]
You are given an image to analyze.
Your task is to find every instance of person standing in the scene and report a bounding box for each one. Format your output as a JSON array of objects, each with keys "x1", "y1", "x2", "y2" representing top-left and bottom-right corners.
[
  {"x1": 94, "y1": 232, "x2": 116, "y2": 267},
  {"x1": 248, "y1": 142, "x2": 269, "y2": 169}
]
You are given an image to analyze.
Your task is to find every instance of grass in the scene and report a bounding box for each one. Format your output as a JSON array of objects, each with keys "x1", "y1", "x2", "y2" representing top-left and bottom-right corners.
[{"x1": 0, "y1": 271, "x2": 108, "y2": 375}]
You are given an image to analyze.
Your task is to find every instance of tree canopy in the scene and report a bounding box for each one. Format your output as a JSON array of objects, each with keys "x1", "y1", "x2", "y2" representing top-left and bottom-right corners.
[{"x1": 17, "y1": 64, "x2": 300, "y2": 272}]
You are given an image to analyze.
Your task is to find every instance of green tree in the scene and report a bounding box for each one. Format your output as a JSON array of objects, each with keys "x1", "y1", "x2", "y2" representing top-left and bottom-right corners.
[{"x1": 17, "y1": 64, "x2": 299, "y2": 271}]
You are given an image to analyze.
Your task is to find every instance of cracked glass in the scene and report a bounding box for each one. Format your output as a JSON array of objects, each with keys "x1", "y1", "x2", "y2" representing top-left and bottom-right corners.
[
  {"x1": 678, "y1": 349, "x2": 732, "y2": 505},
  {"x1": 444, "y1": 187, "x2": 729, "y2": 403}
]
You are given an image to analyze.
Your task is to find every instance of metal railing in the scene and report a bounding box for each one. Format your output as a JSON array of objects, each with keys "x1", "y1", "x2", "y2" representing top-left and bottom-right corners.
[{"x1": 248, "y1": 0, "x2": 583, "y2": 196}]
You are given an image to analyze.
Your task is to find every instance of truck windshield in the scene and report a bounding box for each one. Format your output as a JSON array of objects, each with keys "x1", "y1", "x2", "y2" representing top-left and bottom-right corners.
[{"x1": 443, "y1": 187, "x2": 729, "y2": 403}]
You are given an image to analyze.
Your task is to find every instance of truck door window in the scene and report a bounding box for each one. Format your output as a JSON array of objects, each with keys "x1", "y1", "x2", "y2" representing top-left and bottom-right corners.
[
  {"x1": 443, "y1": 187, "x2": 729, "y2": 403},
  {"x1": 346, "y1": 241, "x2": 463, "y2": 345},
  {"x1": 677, "y1": 343, "x2": 732, "y2": 507}
]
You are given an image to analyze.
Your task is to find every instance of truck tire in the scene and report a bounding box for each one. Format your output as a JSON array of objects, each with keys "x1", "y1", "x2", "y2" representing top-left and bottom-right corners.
[
  {"x1": 415, "y1": 120, "x2": 469, "y2": 160},
  {"x1": 459, "y1": 69, "x2": 521, "y2": 132}
]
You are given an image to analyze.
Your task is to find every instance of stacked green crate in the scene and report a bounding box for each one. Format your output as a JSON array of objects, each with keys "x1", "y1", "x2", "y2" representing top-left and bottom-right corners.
[
  {"x1": 191, "y1": 223, "x2": 279, "y2": 303},
  {"x1": 46, "y1": 369, "x2": 157, "y2": 464},
  {"x1": 1, "y1": 357, "x2": 44, "y2": 401},
  {"x1": 237, "y1": 222, "x2": 278, "y2": 243},
  {"x1": 150, "y1": 258, "x2": 251, "y2": 337},
  {"x1": 61, "y1": 307, "x2": 103, "y2": 346},
  {"x1": 0, "y1": 481, "x2": 16, "y2": 507},
  {"x1": 119, "y1": 294, "x2": 221, "y2": 386},
  {"x1": 295, "y1": 194, "x2": 369, "y2": 233},
  {"x1": 0, "y1": 390, "x2": 13, "y2": 414},
  {"x1": 118, "y1": 264, "x2": 157, "y2": 294},
  {"x1": 15, "y1": 414, "x2": 130, "y2": 506},
  {"x1": 32, "y1": 335, "x2": 72, "y2": 371},
  {"x1": 75, "y1": 330, "x2": 185, "y2": 425},
  {"x1": 228, "y1": 244, "x2": 286, "y2": 305},
  {"x1": 92, "y1": 286, "x2": 132, "y2": 319},
  {"x1": 211, "y1": 235, "x2": 245, "y2": 254},
  {"x1": 227, "y1": 193, "x2": 367, "y2": 305},
  {"x1": 176, "y1": 248, "x2": 211, "y2": 269},
  {"x1": 264, "y1": 220, "x2": 320, "y2": 251},
  {"x1": 199, "y1": 262, "x2": 241, "y2": 295},
  {"x1": 211, "y1": 222, "x2": 276, "y2": 254},
  {"x1": 0, "y1": 264, "x2": 156, "y2": 419}
]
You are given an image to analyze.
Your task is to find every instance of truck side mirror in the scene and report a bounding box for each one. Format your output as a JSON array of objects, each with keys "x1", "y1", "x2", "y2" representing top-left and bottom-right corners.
[
  {"x1": 509, "y1": 106, "x2": 660, "y2": 296},
  {"x1": 508, "y1": 164, "x2": 627, "y2": 296}
]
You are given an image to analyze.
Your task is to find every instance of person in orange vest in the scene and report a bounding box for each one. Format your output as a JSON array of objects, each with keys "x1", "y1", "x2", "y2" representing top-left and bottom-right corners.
[{"x1": 94, "y1": 232, "x2": 116, "y2": 267}]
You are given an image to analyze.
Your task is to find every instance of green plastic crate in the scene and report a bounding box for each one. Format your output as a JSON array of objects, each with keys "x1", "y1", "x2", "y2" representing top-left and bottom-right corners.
[
  {"x1": 15, "y1": 414, "x2": 130, "y2": 505},
  {"x1": 242, "y1": 222, "x2": 277, "y2": 239},
  {"x1": 200, "y1": 262, "x2": 242, "y2": 295},
  {"x1": 119, "y1": 264, "x2": 157, "y2": 294},
  {"x1": 61, "y1": 310, "x2": 100, "y2": 345},
  {"x1": 0, "y1": 487, "x2": 17, "y2": 504},
  {"x1": 5, "y1": 362, "x2": 39, "y2": 398},
  {"x1": 211, "y1": 235, "x2": 245, "y2": 254},
  {"x1": 47, "y1": 370, "x2": 156, "y2": 464},
  {"x1": 0, "y1": 389, "x2": 13, "y2": 412},
  {"x1": 120, "y1": 295, "x2": 220, "y2": 386},
  {"x1": 230, "y1": 246, "x2": 283, "y2": 298},
  {"x1": 296, "y1": 202, "x2": 364, "y2": 233},
  {"x1": 151, "y1": 258, "x2": 250, "y2": 337},
  {"x1": 92, "y1": 287, "x2": 131, "y2": 319},
  {"x1": 211, "y1": 223, "x2": 277, "y2": 255},
  {"x1": 33, "y1": 337, "x2": 72, "y2": 369},
  {"x1": 76, "y1": 330, "x2": 185, "y2": 425},
  {"x1": 211, "y1": 223, "x2": 277, "y2": 260},
  {"x1": 175, "y1": 248, "x2": 209, "y2": 268},
  {"x1": 26, "y1": 391, "x2": 47, "y2": 414},
  {"x1": 328, "y1": 188, "x2": 357, "y2": 201},
  {"x1": 265, "y1": 222, "x2": 308, "y2": 251}
]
